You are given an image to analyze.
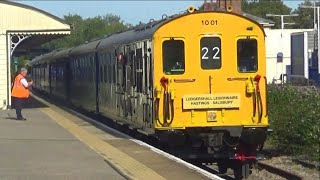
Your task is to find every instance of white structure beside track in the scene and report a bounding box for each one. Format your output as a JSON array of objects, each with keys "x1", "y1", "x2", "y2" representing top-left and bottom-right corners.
[{"x1": 264, "y1": 29, "x2": 313, "y2": 83}]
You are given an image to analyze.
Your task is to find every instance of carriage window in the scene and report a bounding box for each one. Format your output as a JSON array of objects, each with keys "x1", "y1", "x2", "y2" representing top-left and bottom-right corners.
[
  {"x1": 136, "y1": 48, "x2": 143, "y2": 92},
  {"x1": 104, "y1": 65, "x2": 108, "y2": 83},
  {"x1": 163, "y1": 40, "x2": 185, "y2": 75},
  {"x1": 100, "y1": 66, "x2": 103, "y2": 82},
  {"x1": 237, "y1": 39, "x2": 258, "y2": 73},
  {"x1": 200, "y1": 37, "x2": 221, "y2": 69},
  {"x1": 130, "y1": 50, "x2": 136, "y2": 86}
]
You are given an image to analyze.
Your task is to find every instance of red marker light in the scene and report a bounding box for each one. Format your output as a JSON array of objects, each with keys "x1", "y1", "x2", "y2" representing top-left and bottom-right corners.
[
  {"x1": 160, "y1": 77, "x2": 168, "y2": 90},
  {"x1": 254, "y1": 74, "x2": 261, "y2": 91},
  {"x1": 254, "y1": 74, "x2": 261, "y2": 82}
]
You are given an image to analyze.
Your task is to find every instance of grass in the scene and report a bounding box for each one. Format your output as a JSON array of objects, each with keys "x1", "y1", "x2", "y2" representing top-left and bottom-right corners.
[{"x1": 267, "y1": 84, "x2": 320, "y2": 161}]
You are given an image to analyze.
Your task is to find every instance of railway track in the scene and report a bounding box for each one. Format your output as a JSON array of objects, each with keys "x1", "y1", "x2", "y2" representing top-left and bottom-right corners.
[
  {"x1": 292, "y1": 158, "x2": 320, "y2": 170},
  {"x1": 256, "y1": 149, "x2": 319, "y2": 179},
  {"x1": 199, "y1": 161, "x2": 305, "y2": 180},
  {"x1": 193, "y1": 160, "x2": 304, "y2": 180},
  {"x1": 256, "y1": 161, "x2": 303, "y2": 180}
]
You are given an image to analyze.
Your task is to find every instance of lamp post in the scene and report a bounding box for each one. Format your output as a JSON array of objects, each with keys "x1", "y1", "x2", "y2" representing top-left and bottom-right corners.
[
  {"x1": 300, "y1": 3, "x2": 320, "y2": 77},
  {"x1": 266, "y1": 14, "x2": 299, "y2": 33},
  {"x1": 266, "y1": 13, "x2": 299, "y2": 83}
]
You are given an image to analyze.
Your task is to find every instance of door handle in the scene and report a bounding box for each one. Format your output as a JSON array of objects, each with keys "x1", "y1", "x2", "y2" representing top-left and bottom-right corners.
[{"x1": 174, "y1": 79, "x2": 196, "y2": 83}]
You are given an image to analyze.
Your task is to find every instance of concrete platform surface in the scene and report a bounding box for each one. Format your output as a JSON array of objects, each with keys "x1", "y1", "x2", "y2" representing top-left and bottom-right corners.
[
  {"x1": 0, "y1": 107, "x2": 125, "y2": 180},
  {"x1": 1, "y1": 95, "x2": 224, "y2": 180}
]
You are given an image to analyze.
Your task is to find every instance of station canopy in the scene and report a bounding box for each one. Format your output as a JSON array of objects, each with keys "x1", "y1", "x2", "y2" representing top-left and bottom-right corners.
[
  {"x1": 0, "y1": 1, "x2": 71, "y2": 57},
  {"x1": 0, "y1": 1, "x2": 71, "y2": 110}
]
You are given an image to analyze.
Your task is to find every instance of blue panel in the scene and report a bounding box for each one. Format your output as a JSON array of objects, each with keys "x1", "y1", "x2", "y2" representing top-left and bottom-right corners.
[{"x1": 309, "y1": 68, "x2": 320, "y2": 86}]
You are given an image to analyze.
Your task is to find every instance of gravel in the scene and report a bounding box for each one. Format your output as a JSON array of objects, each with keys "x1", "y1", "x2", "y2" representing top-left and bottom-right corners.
[{"x1": 248, "y1": 156, "x2": 319, "y2": 180}]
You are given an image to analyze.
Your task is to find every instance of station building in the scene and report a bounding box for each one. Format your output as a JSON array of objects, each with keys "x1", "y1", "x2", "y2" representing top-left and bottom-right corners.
[
  {"x1": 265, "y1": 29, "x2": 314, "y2": 83},
  {"x1": 0, "y1": 1, "x2": 71, "y2": 109}
]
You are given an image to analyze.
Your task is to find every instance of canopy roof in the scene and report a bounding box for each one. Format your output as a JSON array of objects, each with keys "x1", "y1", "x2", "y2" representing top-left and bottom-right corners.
[{"x1": 0, "y1": 1, "x2": 71, "y2": 56}]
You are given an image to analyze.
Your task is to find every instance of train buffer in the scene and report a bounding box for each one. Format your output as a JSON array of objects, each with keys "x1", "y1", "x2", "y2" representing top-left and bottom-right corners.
[{"x1": 0, "y1": 95, "x2": 223, "y2": 180}]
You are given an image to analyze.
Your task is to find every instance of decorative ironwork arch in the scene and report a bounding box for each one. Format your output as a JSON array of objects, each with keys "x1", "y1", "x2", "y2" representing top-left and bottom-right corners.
[
  {"x1": 6, "y1": 33, "x2": 32, "y2": 109},
  {"x1": 9, "y1": 33, "x2": 32, "y2": 56}
]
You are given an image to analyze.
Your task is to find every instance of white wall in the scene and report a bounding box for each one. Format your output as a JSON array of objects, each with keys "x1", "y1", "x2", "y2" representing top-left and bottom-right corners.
[
  {"x1": 264, "y1": 29, "x2": 312, "y2": 83},
  {"x1": 0, "y1": 35, "x2": 8, "y2": 109}
]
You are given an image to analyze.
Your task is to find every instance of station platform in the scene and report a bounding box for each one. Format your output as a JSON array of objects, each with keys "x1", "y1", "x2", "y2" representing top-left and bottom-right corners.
[
  {"x1": 0, "y1": 96, "x2": 222, "y2": 180},
  {"x1": 0, "y1": 98, "x2": 125, "y2": 180}
]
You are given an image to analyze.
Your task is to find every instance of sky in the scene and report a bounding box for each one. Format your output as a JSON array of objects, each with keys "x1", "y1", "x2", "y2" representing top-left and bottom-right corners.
[{"x1": 16, "y1": 0, "x2": 306, "y2": 25}]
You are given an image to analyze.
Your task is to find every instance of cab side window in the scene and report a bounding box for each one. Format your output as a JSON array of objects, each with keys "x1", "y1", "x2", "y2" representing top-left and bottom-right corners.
[
  {"x1": 237, "y1": 39, "x2": 258, "y2": 73},
  {"x1": 162, "y1": 40, "x2": 185, "y2": 75}
]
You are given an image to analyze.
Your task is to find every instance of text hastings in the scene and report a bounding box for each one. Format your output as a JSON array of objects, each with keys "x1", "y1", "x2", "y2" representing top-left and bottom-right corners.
[{"x1": 186, "y1": 96, "x2": 238, "y2": 106}]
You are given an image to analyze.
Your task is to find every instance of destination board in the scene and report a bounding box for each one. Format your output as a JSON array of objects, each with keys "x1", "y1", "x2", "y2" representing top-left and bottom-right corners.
[{"x1": 183, "y1": 94, "x2": 240, "y2": 109}]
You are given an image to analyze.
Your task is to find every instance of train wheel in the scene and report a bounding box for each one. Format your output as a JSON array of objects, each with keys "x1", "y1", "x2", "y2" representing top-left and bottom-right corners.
[
  {"x1": 256, "y1": 143, "x2": 264, "y2": 151},
  {"x1": 217, "y1": 161, "x2": 228, "y2": 174},
  {"x1": 233, "y1": 162, "x2": 250, "y2": 179}
]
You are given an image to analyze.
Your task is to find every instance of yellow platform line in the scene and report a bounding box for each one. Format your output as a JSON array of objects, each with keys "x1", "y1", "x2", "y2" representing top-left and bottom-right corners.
[{"x1": 41, "y1": 108, "x2": 165, "y2": 180}]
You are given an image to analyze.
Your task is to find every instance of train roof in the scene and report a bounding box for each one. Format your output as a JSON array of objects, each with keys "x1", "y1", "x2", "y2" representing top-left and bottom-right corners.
[
  {"x1": 29, "y1": 50, "x2": 57, "y2": 65},
  {"x1": 97, "y1": 11, "x2": 266, "y2": 50},
  {"x1": 52, "y1": 48, "x2": 73, "y2": 59},
  {"x1": 30, "y1": 9, "x2": 266, "y2": 65},
  {"x1": 97, "y1": 18, "x2": 168, "y2": 50},
  {"x1": 69, "y1": 40, "x2": 101, "y2": 56}
]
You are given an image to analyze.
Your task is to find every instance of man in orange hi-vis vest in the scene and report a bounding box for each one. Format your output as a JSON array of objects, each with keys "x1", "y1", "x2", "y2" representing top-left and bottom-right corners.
[{"x1": 11, "y1": 68, "x2": 33, "y2": 120}]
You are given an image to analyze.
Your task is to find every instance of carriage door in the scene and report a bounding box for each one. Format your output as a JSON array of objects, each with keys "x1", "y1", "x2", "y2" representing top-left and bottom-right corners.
[
  {"x1": 49, "y1": 64, "x2": 52, "y2": 95},
  {"x1": 158, "y1": 38, "x2": 186, "y2": 126},
  {"x1": 124, "y1": 45, "x2": 134, "y2": 120},
  {"x1": 142, "y1": 40, "x2": 153, "y2": 128},
  {"x1": 115, "y1": 49, "x2": 121, "y2": 116},
  {"x1": 131, "y1": 43, "x2": 141, "y2": 124},
  {"x1": 116, "y1": 48, "x2": 125, "y2": 117}
]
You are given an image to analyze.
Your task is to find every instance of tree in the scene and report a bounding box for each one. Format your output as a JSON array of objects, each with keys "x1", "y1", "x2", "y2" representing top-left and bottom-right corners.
[
  {"x1": 292, "y1": 0, "x2": 320, "y2": 29},
  {"x1": 199, "y1": 0, "x2": 318, "y2": 29},
  {"x1": 242, "y1": 0, "x2": 292, "y2": 29},
  {"x1": 42, "y1": 13, "x2": 132, "y2": 50},
  {"x1": 11, "y1": 56, "x2": 29, "y2": 81}
]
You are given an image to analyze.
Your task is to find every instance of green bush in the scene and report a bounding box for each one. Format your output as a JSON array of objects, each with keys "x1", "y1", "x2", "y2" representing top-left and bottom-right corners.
[{"x1": 268, "y1": 84, "x2": 320, "y2": 161}]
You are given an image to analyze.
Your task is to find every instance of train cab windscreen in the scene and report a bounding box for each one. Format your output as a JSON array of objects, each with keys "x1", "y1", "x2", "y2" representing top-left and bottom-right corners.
[
  {"x1": 162, "y1": 40, "x2": 185, "y2": 75},
  {"x1": 237, "y1": 39, "x2": 258, "y2": 73},
  {"x1": 200, "y1": 37, "x2": 221, "y2": 69}
]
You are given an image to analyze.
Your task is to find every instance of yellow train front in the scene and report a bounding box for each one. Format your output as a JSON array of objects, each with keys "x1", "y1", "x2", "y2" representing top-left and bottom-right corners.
[
  {"x1": 153, "y1": 8, "x2": 269, "y2": 178},
  {"x1": 30, "y1": 6, "x2": 270, "y2": 179}
]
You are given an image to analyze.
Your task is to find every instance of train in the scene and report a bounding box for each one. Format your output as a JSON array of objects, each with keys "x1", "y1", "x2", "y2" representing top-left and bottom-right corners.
[{"x1": 29, "y1": 6, "x2": 270, "y2": 179}]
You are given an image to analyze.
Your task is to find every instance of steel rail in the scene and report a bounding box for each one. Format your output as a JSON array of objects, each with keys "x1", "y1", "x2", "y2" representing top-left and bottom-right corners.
[
  {"x1": 257, "y1": 161, "x2": 303, "y2": 180},
  {"x1": 292, "y1": 158, "x2": 320, "y2": 170}
]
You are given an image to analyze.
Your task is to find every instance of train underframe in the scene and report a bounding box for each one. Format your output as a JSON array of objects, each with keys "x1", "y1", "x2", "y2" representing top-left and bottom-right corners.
[{"x1": 156, "y1": 127, "x2": 268, "y2": 179}]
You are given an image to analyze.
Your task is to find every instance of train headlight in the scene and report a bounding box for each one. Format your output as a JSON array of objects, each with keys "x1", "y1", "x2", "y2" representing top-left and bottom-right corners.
[{"x1": 207, "y1": 111, "x2": 217, "y2": 122}]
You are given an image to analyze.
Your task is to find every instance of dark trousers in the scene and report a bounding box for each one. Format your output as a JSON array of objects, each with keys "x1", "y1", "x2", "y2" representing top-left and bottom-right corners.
[{"x1": 14, "y1": 97, "x2": 26, "y2": 118}]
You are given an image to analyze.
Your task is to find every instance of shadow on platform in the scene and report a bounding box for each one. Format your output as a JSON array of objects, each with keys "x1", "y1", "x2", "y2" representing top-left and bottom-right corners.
[
  {"x1": 4, "y1": 117, "x2": 27, "y2": 121},
  {"x1": 11, "y1": 96, "x2": 48, "y2": 109}
]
